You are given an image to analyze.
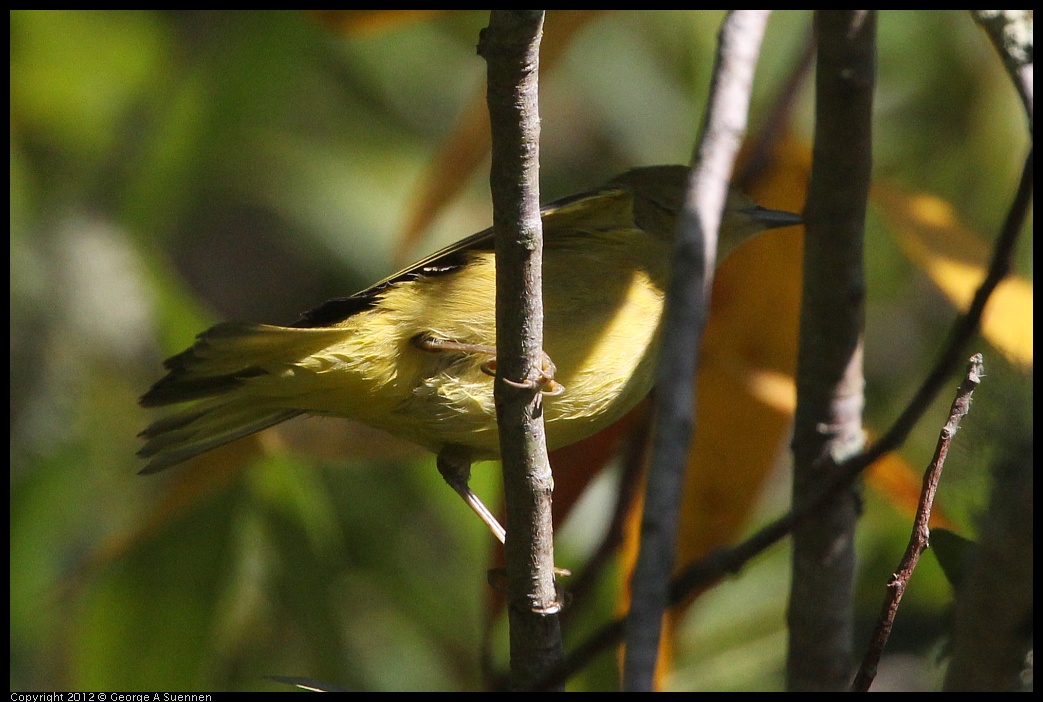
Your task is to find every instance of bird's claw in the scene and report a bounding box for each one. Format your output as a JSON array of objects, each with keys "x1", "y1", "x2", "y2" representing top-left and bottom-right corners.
[
  {"x1": 414, "y1": 334, "x2": 564, "y2": 396},
  {"x1": 481, "y1": 353, "x2": 565, "y2": 396}
]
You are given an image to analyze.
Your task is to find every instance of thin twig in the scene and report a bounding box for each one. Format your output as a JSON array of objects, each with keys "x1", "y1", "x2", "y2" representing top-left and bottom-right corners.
[{"x1": 851, "y1": 354, "x2": 985, "y2": 692}]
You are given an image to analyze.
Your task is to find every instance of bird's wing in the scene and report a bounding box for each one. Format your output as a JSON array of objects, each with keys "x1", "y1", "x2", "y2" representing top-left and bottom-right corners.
[{"x1": 292, "y1": 184, "x2": 633, "y2": 329}]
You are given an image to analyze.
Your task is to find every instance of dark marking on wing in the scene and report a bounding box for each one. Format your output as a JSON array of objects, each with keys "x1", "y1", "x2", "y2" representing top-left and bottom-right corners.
[
  {"x1": 291, "y1": 226, "x2": 495, "y2": 328},
  {"x1": 291, "y1": 184, "x2": 632, "y2": 329}
]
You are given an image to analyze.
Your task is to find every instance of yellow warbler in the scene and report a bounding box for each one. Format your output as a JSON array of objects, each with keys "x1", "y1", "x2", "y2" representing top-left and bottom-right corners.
[{"x1": 139, "y1": 165, "x2": 801, "y2": 540}]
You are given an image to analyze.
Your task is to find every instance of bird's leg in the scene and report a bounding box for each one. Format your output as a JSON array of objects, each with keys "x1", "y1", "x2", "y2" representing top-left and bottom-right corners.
[
  {"x1": 412, "y1": 334, "x2": 564, "y2": 396},
  {"x1": 436, "y1": 444, "x2": 506, "y2": 544},
  {"x1": 436, "y1": 445, "x2": 572, "y2": 581}
]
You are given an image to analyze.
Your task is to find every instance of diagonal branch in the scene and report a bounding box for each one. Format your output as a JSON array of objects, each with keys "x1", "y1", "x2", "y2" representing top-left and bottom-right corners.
[
  {"x1": 851, "y1": 354, "x2": 984, "y2": 691},
  {"x1": 623, "y1": 9, "x2": 771, "y2": 691}
]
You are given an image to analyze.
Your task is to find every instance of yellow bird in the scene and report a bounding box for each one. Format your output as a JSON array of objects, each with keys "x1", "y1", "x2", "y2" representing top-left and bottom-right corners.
[{"x1": 139, "y1": 165, "x2": 801, "y2": 541}]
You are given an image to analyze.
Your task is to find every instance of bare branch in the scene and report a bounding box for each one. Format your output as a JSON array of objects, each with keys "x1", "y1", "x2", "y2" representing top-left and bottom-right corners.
[
  {"x1": 623, "y1": 10, "x2": 771, "y2": 691},
  {"x1": 787, "y1": 11, "x2": 875, "y2": 691},
  {"x1": 852, "y1": 354, "x2": 984, "y2": 692},
  {"x1": 479, "y1": 10, "x2": 563, "y2": 690}
]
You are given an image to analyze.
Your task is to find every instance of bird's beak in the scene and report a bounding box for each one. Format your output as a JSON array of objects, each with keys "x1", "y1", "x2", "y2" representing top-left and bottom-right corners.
[{"x1": 745, "y1": 205, "x2": 803, "y2": 230}]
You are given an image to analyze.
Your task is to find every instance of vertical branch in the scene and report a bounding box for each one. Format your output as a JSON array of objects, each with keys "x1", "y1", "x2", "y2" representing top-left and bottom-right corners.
[
  {"x1": 622, "y1": 10, "x2": 770, "y2": 691},
  {"x1": 787, "y1": 10, "x2": 875, "y2": 691},
  {"x1": 478, "y1": 10, "x2": 563, "y2": 690}
]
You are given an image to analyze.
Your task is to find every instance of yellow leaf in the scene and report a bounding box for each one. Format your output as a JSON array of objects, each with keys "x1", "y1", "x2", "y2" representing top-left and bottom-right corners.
[{"x1": 874, "y1": 185, "x2": 1033, "y2": 370}]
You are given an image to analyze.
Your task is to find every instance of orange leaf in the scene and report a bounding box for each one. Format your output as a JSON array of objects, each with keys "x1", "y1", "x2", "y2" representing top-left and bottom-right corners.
[
  {"x1": 864, "y1": 448, "x2": 953, "y2": 530},
  {"x1": 309, "y1": 10, "x2": 447, "y2": 35}
]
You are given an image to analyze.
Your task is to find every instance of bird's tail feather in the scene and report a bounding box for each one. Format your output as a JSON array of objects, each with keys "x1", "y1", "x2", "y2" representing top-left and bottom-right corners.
[
  {"x1": 138, "y1": 402, "x2": 303, "y2": 474},
  {"x1": 138, "y1": 321, "x2": 346, "y2": 472},
  {"x1": 140, "y1": 322, "x2": 346, "y2": 407}
]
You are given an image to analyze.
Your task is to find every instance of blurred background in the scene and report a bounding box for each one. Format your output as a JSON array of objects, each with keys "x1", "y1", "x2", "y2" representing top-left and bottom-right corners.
[{"x1": 10, "y1": 10, "x2": 1031, "y2": 691}]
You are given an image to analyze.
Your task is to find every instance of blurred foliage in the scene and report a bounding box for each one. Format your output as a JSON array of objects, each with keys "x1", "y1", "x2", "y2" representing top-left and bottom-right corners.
[{"x1": 10, "y1": 9, "x2": 1031, "y2": 691}]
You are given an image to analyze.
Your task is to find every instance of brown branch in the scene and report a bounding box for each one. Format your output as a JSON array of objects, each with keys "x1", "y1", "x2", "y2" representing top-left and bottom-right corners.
[
  {"x1": 851, "y1": 354, "x2": 985, "y2": 692},
  {"x1": 479, "y1": 10, "x2": 563, "y2": 691},
  {"x1": 621, "y1": 10, "x2": 771, "y2": 691},
  {"x1": 787, "y1": 10, "x2": 875, "y2": 691}
]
